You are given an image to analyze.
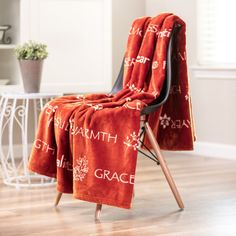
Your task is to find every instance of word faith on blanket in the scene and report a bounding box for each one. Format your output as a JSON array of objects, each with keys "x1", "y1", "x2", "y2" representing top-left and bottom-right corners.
[{"x1": 57, "y1": 155, "x2": 72, "y2": 172}]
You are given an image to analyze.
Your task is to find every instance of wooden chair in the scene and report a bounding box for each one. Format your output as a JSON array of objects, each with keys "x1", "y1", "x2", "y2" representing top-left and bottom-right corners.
[{"x1": 55, "y1": 24, "x2": 184, "y2": 220}]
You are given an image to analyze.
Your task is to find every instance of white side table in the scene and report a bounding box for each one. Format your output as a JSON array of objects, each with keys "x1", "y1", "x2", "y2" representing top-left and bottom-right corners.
[{"x1": 0, "y1": 92, "x2": 62, "y2": 188}]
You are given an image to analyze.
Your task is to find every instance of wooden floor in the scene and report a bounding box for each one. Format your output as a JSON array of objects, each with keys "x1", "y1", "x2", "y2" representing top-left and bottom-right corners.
[{"x1": 1, "y1": 153, "x2": 236, "y2": 236}]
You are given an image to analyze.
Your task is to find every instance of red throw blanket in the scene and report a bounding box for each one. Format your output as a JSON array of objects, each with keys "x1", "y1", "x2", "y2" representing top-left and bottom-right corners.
[{"x1": 29, "y1": 13, "x2": 195, "y2": 209}]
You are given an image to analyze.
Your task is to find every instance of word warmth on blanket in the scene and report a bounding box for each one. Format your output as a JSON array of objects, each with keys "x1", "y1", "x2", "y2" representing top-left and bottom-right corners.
[
  {"x1": 50, "y1": 117, "x2": 118, "y2": 143},
  {"x1": 29, "y1": 13, "x2": 195, "y2": 209}
]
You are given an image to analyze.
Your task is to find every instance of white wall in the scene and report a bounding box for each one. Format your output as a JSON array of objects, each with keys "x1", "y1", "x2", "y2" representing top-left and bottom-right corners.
[
  {"x1": 112, "y1": 0, "x2": 145, "y2": 82},
  {"x1": 22, "y1": 0, "x2": 113, "y2": 93},
  {"x1": 145, "y1": 0, "x2": 236, "y2": 146}
]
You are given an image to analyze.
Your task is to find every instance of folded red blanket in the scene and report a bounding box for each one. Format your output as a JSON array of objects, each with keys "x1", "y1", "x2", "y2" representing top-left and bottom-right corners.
[{"x1": 29, "y1": 13, "x2": 195, "y2": 209}]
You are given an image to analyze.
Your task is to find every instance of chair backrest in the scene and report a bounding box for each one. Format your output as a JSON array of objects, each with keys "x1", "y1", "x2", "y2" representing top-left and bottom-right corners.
[
  {"x1": 110, "y1": 58, "x2": 124, "y2": 94},
  {"x1": 110, "y1": 24, "x2": 181, "y2": 115}
]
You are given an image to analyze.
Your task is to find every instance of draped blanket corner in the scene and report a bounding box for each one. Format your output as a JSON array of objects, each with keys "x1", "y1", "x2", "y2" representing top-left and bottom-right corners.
[{"x1": 28, "y1": 13, "x2": 195, "y2": 209}]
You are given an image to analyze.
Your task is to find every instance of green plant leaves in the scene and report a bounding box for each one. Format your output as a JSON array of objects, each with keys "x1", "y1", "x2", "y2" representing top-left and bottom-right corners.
[{"x1": 15, "y1": 41, "x2": 48, "y2": 60}]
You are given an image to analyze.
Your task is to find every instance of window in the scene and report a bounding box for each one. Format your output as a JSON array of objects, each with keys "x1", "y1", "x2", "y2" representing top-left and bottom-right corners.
[{"x1": 197, "y1": 0, "x2": 236, "y2": 66}]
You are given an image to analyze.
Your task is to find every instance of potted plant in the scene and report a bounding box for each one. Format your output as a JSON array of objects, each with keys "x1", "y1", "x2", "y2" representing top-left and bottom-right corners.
[{"x1": 15, "y1": 41, "x2": 48, "y2": 93}]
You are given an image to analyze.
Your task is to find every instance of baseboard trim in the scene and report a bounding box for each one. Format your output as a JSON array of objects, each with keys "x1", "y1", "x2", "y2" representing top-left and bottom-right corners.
[
  {"x1": 192, "y1": 141, "x2": 236, "y2": 160},
  {"x1": 165, "y1": 141, "x2": 236, "y2": 160}
]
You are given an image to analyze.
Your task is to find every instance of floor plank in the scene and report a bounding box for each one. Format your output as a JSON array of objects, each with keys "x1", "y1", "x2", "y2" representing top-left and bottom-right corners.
[{"x1": 1, "y1": 153, "x2": 236, "y2": 236}]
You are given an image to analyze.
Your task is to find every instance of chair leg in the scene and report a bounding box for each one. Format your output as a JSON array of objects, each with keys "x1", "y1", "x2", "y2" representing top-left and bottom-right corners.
[
  {"x1": 144, "y1": 122, "x2": 184, "y2": 209},
  {"x1": 54, "y1": 192, "x2": 63, "y2": 207},
  {"x1": 95, "y1": 204, "x2": 102, "y2": 221}
]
